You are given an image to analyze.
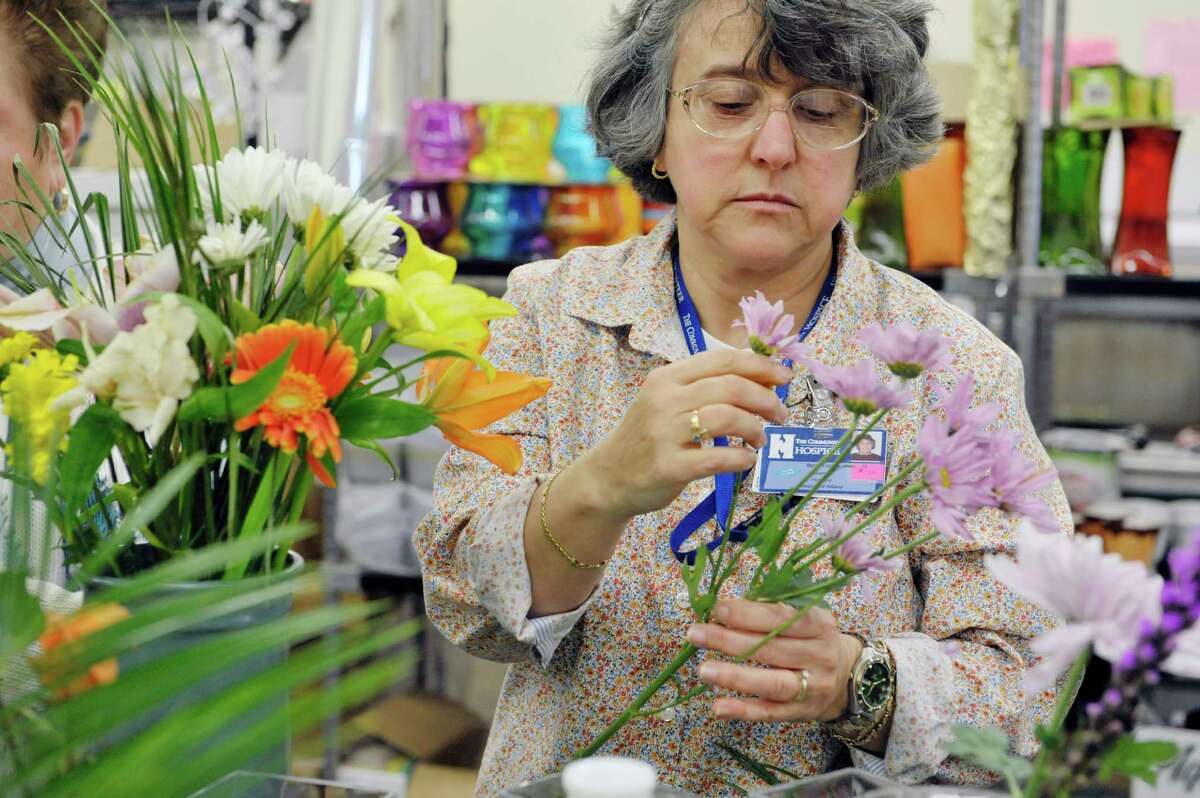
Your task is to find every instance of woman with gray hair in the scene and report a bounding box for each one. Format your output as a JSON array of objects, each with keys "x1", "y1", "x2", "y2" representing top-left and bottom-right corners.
[{"x1": 415, "y1": 1, "x2": 1071, "y2": 794}]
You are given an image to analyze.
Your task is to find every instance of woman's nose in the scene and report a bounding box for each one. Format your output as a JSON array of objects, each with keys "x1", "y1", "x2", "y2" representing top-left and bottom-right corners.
[{"x1": 748, "y1": 108, "x2": 798, "y2": 170}]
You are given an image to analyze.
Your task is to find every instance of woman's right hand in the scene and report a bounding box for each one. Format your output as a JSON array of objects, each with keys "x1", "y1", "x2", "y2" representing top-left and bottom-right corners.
[{"x1": 572, "y1": 350, "x2": 792, "y2": 525}]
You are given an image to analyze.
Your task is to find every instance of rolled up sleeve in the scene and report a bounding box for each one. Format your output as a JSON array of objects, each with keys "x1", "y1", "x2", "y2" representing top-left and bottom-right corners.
[{"x1": 414, "y1": 265, "x2": 592, "y2": 666}]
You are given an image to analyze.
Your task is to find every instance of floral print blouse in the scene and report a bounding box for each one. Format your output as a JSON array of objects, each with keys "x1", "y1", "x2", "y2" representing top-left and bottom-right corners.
[{"x1": 414, "y1": 214, "x2": 1072, "y2": 797}]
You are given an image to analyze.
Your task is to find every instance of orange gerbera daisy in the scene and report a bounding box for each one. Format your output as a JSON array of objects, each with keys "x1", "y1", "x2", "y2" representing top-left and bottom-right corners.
[
  {"x1": 416, "y1": 335, "x2": 551, "y2": 474},
  {"x1": 231, "y1": 321, "x2": 357, "y2": 487}
]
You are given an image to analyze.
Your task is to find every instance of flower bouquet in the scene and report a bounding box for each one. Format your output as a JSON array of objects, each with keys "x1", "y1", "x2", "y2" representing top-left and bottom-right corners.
[
  {"x1": 576, "y1": 292, "x2": 1197, "y2": 796},
  {"x1": 574, "y1": 295, "x2": 1063, "y2": 768},
  {"x1": 0, "y1": 10, "x2": 547, "y2": 796}
]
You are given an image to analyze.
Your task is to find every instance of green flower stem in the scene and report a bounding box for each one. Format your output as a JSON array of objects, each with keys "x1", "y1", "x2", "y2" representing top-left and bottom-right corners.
[
  {"x1": 575, "y1": 643, "x2": 699, "y2": 759},
  {"x1": 634, "y1": 683, "x2": 710, "y2": 720},
  {"x1": 1025, "y1": 647, "x2": 1091, "y2": 798},
  {"x1": 797, "y1": 469, "x2": 925, "y2": 573},
  {"x1": 880, "y1": 529, "x2": 939, "y2": 562},
  {"x1": 756, "y1": 573, "x2": 849, "y2": 603},
  {"x1": 732, "y1": 590, "x2": 844, "y2": 665}
]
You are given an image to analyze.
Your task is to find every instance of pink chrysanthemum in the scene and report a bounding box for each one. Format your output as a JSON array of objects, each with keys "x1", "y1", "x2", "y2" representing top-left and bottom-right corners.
[
  {"x1": 819, "y1": 514, "x2": 900, "y2": 574},
  {"x1": 805, "y1": 358, "x2": 913, "y2": 415},
  {"x1": 917, "y1": 415, "x2": 995, "y2": 541},
  {"x1": 987, "y1": 431, "x2": 1061, "y2": 534},
  {"x1": 732, "y1": 291, "x2": 811, "y2": 362},
  {"x1": 932, "y1": 372, "x2": 1001, "y2": 434},
  {"x1": 856, "y1": 322, "x2": 954, "y2": 379}
]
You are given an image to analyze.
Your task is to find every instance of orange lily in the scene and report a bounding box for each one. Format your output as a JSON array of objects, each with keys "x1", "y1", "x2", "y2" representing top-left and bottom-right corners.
[
  {"x1": 416, "y1": 337, "x2": 551, "y2": 474},
  {"x1": 35, "y1": 603, "x2": 131, "y2": 700}
]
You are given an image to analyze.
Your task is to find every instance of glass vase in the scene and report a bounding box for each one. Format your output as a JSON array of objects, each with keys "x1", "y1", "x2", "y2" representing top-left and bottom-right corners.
[
  {"x1": 405, "y1": 99, "x2": 478, "y2": 180},
  {"x1": 1039, "y1": 127, "x2": 1110, "y2": 274},
  {"x1": 900, "y1": 123, "x2": 967, "y2": 271},
  {"x1": 469, "y1": 103, "x2": 560, "y2": 183},
  {"x1": 462, "y1": 183, "x2": 551, "y2": 262},
  {"x1": 544, "y1": 185, "x2": 623, "y2": 257},
  {"x1": 386, "y1": 180, "x2": 452, "y2": 250},
  {"x1": 1110, "y1": 126, "x2": 1181, "y2": 278},
  {"x1": 552, "y1": 105, "x2": 613, "y2": 184}
]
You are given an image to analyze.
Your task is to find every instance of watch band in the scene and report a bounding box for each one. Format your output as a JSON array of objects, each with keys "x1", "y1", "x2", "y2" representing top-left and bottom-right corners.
[{"x1": 827, "y1": 638, "x2": 896, "y2": 748}]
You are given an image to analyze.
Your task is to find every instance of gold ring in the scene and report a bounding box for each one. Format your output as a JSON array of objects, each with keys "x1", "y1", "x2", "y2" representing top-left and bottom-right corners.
[
  {"x1": 689, "y1": 409, "x2": 709, "y2": 445},
  {"x1": 793, "y1": 668, "x2": 810, "y2": 704}
]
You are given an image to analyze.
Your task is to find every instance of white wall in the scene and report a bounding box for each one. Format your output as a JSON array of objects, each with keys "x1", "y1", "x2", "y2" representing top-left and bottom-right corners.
[{"x1": 446, "y1": 0, "x2": 1199, "y2": 258}]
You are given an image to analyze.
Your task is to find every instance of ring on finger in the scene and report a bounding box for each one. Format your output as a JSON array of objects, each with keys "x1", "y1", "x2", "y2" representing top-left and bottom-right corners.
[
  {"x1": 689, "y1": 408, "x2": 710, "y2": 445},
  {"x1": 792, "y1": 668, "x2": 810, "y2": 704}
]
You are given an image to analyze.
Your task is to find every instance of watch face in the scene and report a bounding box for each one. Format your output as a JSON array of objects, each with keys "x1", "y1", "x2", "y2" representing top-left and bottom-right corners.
[{"x1": 857, "y1": 659, "x2": 893, "y2": 712}]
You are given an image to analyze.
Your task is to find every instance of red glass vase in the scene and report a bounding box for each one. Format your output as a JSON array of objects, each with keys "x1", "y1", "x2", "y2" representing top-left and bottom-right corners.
[{"x1": 1110, "y1": 127, "x2": 1181, "y2": 277}]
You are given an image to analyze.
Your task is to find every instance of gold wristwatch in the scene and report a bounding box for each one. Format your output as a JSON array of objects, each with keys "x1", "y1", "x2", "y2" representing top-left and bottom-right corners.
[{"x1": 827, "y1": 638, "x2": 896, "y2": 748}]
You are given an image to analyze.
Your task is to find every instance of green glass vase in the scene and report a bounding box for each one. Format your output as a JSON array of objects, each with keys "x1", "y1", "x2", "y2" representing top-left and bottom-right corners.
[{"x1": 1039, "y1": 127, "x2": 1110, "y2": 273}]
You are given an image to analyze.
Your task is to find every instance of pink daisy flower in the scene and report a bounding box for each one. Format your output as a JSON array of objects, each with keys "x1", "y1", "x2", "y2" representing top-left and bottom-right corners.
[
  {"x1": 820, "y1": 514, "x2": 900, "y2": 574},
  {"x1": 732, "y1": 291, "x2": 811, "y2": 362},
  {"x1": 987, "y1": 431, "x2": 1061, "y2": 534},
  {"x1": 932, "y1": 372, "x2": 1001, "y2": 434},
  {"x1": 856, "y1": 322, "x2": 954, "y2": 379},
  {"x1": 805, "y1": 358, "x2": 913, "y2": 415},
  {"x1": 917, "y1": 415, "x2": 995, "y2": 541}
]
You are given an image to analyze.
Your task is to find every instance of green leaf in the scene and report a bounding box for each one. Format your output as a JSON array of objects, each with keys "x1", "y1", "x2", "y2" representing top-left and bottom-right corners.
[
  {"x1": 347, "y1": 439, "x2": 400, "y2": 480},
  {"x1": 0, "y1": 571, "x2": 43, "y2": 666},
  {"x1": 55, "y1": 338, "x2": 93, "y2": 365},
  {"x1": 1099, "y1": 736, "x2": 1179, "y2": 785},
  {"x1": 68, "y1": 454, "x2": 206, "y2": 590},
  {"x1": 59, "y1": 404, "x2": 122, "y2": 516},
  {"x1": 229, "y1": 299, "x2": 262, "y2": 335},
  {"x1": 335, "y1": 396, "x2": 435, "y2": 440},
  {"x1": 749, "y1": 499, "x2": 786, "y2": 565},
  {"x1": 225, "y1": 454, "x2": 287, "y2": 579},
  {"x1": 339, "y1": 294, "x2": 385, "y2": 355},
  {"x1": 177, "y1": 343, "x2": 294, "y2": 424},
  {"x1": 945, "y1": 725, "x2": 1032, "y2": 783}
]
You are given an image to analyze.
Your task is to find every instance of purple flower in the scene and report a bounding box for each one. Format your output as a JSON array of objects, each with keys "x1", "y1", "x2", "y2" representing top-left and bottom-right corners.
[
  {"x1": 732, "y1": 291, "x2": 811, "y2": 362},
  {"x1": 819, "y1": 514, "x2": 900, "y2": 574},
  {"x1": 987, "y1": 431, "x2": 1061, "y2": 534},
  {"x1": 856, "y1": 322, "x2": 954, "y2": 379},
  {"x1": 805, "y1": 358, "x2": 913, "y2": 416},
  {"x1": 932, "y1": 372, "x2": 1001, "y2": 434},
  {"x1": 984, "y1": 522, "x2": 1162, "y2": 695},
  {"x1": 917, "y1": 415, "x2": 995, "y2": 541}
]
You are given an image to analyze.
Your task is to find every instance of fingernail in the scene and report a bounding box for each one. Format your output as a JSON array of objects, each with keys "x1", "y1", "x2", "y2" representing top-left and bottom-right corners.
[
  {"x1": 698, "y1": 662, "x2": 717, "y2": 680},
  {"x1": 687, "y1": 626, "x2": 706, "y2": 646},
  {"x1": 715, "y1": 604, "x2": 730, "y2": 622}
]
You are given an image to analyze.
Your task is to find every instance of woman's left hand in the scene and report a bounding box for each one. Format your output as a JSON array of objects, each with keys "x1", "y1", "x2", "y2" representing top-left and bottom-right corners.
[{"x1": 687, "y1": 598, "x2": 862, "y2": 722}]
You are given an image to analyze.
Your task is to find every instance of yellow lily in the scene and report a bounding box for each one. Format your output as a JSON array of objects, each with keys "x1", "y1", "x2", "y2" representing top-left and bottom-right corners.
[
  {"x1": 346, "y1": 221, "x2": 516, "y2": 372},
  {"x1": 416, "y1": 336, "x2": 551, "y2": 474}
]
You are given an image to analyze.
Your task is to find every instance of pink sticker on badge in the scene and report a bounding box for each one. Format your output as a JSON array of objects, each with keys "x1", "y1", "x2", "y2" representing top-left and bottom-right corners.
[{"x1": 850, "y1": 463, "x2": 886, "y2": 481}]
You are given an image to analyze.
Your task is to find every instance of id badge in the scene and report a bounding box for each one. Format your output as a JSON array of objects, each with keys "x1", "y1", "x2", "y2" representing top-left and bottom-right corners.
[{"x1": 753, "y1": 426, "x2": 888, "y2": 501}]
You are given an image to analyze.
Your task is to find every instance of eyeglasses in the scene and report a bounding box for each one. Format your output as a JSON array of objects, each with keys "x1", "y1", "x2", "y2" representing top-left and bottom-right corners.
[{"x1": 668, "y1": 78, "x2": 880, "y2": 151}]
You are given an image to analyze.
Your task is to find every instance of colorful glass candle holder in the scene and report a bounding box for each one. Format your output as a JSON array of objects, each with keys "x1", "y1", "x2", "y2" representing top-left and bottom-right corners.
[
  {"x1": 544, "y1": 186, "x2": 623, "y2": 257},
  {"x1": 552, "y1": 105, "x2": 613, "y2": 184},
  {"x1": 462, "y1": 183, "x2": 552, "y2": 262},
  {"x1": 406, "y1": 99, "x2": 478, "y2": 180},
  {"x1": 469, "y1": 103, "x2": 559, "y2": 183},
  {"x1": 1111, "y1": 127, "x2": 1181, "y2": 278},
  {"x1": 386, "y1": 180, "x2": 452, "y2": 250},
  {"x1": 1039, "y1": 127, "x2": 1110, "y2": 274}
]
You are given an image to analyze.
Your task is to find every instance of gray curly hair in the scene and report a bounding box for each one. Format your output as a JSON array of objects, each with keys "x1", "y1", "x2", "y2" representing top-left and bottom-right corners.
[{"x1": 585, "y1": 0, "x2": 943, "y2": 204}]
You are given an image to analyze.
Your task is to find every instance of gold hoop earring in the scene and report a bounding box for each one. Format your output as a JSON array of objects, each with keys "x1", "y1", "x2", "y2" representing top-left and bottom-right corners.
[{"x1": 651, "y1": 163, "x2": 668, "y2": 180}]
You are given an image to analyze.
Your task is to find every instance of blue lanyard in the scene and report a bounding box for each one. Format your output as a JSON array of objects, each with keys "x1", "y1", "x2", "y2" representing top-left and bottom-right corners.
[{"x1": 668, "y1": 239, "x2": 838, "y2": 564}]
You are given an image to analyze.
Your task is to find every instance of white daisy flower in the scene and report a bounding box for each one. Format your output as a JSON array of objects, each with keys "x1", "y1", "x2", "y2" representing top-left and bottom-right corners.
[
  {"x1": 341, "y1": 196, "x2": 400, "y2": 271},
  {"x1": 282, "y1": 158, "x2": 354, "y2": 228},
  {"x1": 195, "y1": 146, "x2": 288, "y2": 222},
  {"x1": 196, "y1": 219, "x2": 269, "y2": 266}
]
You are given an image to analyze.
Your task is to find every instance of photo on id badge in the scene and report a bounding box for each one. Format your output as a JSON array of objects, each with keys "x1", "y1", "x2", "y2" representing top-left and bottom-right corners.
[{"x1": 754, "y1": 426, "x2": 888, "y2": 501}]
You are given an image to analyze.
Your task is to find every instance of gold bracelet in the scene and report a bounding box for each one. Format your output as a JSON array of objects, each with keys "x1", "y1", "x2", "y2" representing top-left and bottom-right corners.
[{"x1": 539, "y1": 471, "x2": 608, "y2": 570}]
